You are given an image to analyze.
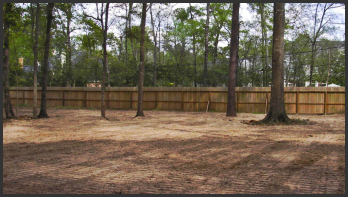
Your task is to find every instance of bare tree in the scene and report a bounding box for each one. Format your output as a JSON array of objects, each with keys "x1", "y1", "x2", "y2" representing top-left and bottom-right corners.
[
  {"x1": 261, "y1": 3, "x2": 290, "y2": 123},
  {"x1": 3, "y1": 3, "x2": 16, "y2": 119},
  {"x1": 226, "y1": 3, "x2": 239, "y2": 117},
  {"x1": 135, "y1": 3, "x2": 147, "y2": 117},
  {"x1": 38, "y1": 3, "x2": 55, "y2": 118},
  {"x1": 309, "y1": 3, "x2": 335, "y2": 86}
]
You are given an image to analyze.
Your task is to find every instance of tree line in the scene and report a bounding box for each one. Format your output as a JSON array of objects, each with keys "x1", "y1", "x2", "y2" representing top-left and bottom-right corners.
[{"x1": 3, "y1": 3, "x2": 345, "y2": 123}]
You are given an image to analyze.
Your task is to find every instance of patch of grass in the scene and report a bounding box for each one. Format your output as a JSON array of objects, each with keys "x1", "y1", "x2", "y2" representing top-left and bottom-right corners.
[
  {"x1": 252, "y1": 112, "x2": 265, "y2": 114},
  {"x1": 48, "y1": 105, "x2": 82, "y2": 110},
  {"x1": 13, "y1": 103, "x2": 33, "y2": 107}
]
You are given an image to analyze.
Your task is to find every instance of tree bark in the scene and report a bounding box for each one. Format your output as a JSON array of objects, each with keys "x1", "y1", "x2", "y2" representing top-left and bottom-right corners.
[
  {"x1": 38, "y1": 3, "x2": 54, "y2": 118},
  {"x1": 101, "y1": 3, "x2": 109, "y2": 119},
  {"x1": 261, "y1": 3, "x2": 290, "y2": 123},
  {"x1": 150, "y1": 4, "x2": 157, "y2": 87},
  {"x1": 158, "y1": 15, "x2": 161, "y2": 66},
  {"x1": 107, "y1": 57, "x2": 110, "y2": 87},
  {"x1": 3, "y1": 3, "x2": 16, "y2": 119},
  {"x1": 260, "y1": 4, "x2": 266, "y2": 87},
  {"x1": 226, "y1": 3, "x2": 239, "y2": 117},
  {"x1": 125, "y1": 5, "x2": 128, "y2": 65},
  {"x1": 189, "y1": 4, "x2": 197, "y2": 87},
  {"x1": 33, "y1": 3, "x2": 40, "y2": 119},
  {"x1": 204, "y1": 3, "x2": 210, "y2": 87},
  {"x1": 67, "y1": 6, "x2": 72, "y2": 87},
  {"x1": 135, "y1": 3, "x2": 147, "y2": 117},
  {"x1": 128, "y1": 3, "x2": 137, "y2": 62}
]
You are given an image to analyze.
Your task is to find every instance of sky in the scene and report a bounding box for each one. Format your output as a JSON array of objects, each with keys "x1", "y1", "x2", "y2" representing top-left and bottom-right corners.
[
  {"x1": 71, "y1": 3, "x2": 345, "y2": 50},
  {"x1": 169, "y1": 3, "x2": 345, "y2": 46}
]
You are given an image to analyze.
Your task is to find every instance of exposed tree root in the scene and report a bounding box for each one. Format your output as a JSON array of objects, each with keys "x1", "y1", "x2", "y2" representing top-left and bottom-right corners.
[
  {"x1": 241, "y1": 118, "x2": 313, "y2": 126},
  {"x1": 38, "y1": 110, "x2": 49, "y2": 118}
]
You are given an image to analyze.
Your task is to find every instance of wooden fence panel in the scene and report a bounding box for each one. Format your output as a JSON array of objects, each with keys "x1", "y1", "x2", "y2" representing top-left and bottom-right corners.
[
  {"x1": 9, "y1": 87, "x2": 345, "y2": 114},
  {"x1": 326, "y1": 92, "x2": 345, "y2": 114},
  {"x1": 210, "y1": 92, "x2": 227, "y2": 112},
  {"x1": 64, "y1": 91, "x2": 84, "y2": 107},
  {"x1": 131, "y1": 91, "x2": 138, "y2": 110},
  {"x1": 298, "y1": 92, "x2": 325, "y2": 114},
  {"x1": 238, "y1": 92, "x2": 267, "y2": 113},
  {"x1": 284, "y1": 92, "x2": 297, "y2": 114},
  {"x1": 10, "y1": 90, "x2": 24, "y2": 105},
  {"x1": 86, "y1": 91, "x2": 101, "y2": 109},
  {"x1": 184, "y1": 91, "x2": 199, "y2": 111},
  {"x1": 23, "y1": 90, "x2": 33, "y2": 105},
  {"x1": 144, "y1": 91, "x2": 156, "y2": 110},
  {"x1": 199, "y1": 92, "x2": 210, "y2": 111}
]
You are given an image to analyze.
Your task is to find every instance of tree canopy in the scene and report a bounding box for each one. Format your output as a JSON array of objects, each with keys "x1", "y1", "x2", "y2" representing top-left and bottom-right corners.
[{"x1": 5, "y1": 3, "x2": 345, "y2": 88}]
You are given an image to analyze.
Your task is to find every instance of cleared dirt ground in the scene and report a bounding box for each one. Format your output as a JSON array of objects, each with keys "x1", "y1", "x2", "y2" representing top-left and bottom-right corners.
[{"x1": 3, "y1": 108, "x2": 345, "y2": 194}]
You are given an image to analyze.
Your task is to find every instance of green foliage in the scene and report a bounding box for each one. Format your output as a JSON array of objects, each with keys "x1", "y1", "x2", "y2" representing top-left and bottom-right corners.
[{"x1": 5, "y1": 3, "x2": 345, "y2": 89}]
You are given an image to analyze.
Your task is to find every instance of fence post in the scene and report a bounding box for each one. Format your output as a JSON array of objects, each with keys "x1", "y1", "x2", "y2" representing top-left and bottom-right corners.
[
  {"x1": 209, "y1": 91, "x2": 212, "y2": 112},
  {"x1": 155, "y1": 91, "x2": 158, "y2": 110},
  {"x1": 107, "y1": 89, "x2": 109, "y2": 109},
  {"x1": 62, "y1": 90, "x2": 65, "y2": 106},
  {"x1": 181, "y1": 91, "x2": 184, "y2": 111},
  {"x1": 296, "y1": 91, "x2": 299, "y2": 114},
  {"x1": 84, "y1": 90, "x2": 87, "y2": 108},
  {"x1": 129, "y1": 91, "x2": 132, "y2": 110},
  {"x1": 23, "y1": 90, "x2": 26, "y2": 105},
  {"x1": 198, "y1": 91, "x2": 201, "y2": 111},
  {"x1": 236, "y1": 90, "x2": 239, "y2": 112},
  {"x1": 324, "y1": 91, "x2": 327, "y2": 115}
]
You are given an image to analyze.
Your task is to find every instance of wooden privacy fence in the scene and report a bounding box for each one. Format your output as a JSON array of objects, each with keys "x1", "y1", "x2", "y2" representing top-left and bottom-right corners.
[{"x1": 10, "y1": 87, "x2": 345, "y2": 114}]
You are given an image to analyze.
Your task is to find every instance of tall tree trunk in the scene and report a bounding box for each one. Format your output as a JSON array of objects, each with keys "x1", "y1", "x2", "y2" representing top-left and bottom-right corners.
[
  {"x1": 204, "y1": 3, "x2": 210, "y2": 87},
  {"x1": 135, "y1": 3, "x2": 147, "y2": 117},
  {"x1": 150, "y1": 4, "x2": 157, "y2": 87},
  {"x1": 38, "y1": 3, "x2": 54, "y2": 118},
  {"x1": 264, "y1": 28, "x2": 269, "y2": 86},
  {"x1": 189, "y1": 4, "x2": 197, "y2": 87},
  {"x1": 101, "y1": 3, "x2": 109, "y2": 119},
  {"x1": 260, "y1": 4, "x2": 269, "y2": 87},
  {"x1": 3, "y1": 3, "x2": 16, "y2": 119},
  {"x1": 261, "y1": 3, "x2": 290, "y2": 123},
  {"x1": 226, "y1": 3, "x2": 239, "y2": 117},
  {"x1": 107, "y1": 57, "x2": 110, "y2": 87},
  {"x1": 62, "y1": 4, "x2": 73, "y2": 87},
  {"x1": 260, "y1": 4, "x2": 266, "y2": 87},
  {"x1": 309, "y1": 44, "x2": 315, "y2": 86},
  {"x1": 33, "y1": 3, "x2": 40, "y2": 119},
  {"x1": 125, "y1": 5, "x2": 128, "y2": 65},
  {"x1": 309, "y1": 3, "x2": 330, "y2": 86},
  {"x1": 128, "y1": 3, "x2": 137, "y2": 62},
  {"x1": 158, "y1": 17, "x2": 161, "y2": 66}
]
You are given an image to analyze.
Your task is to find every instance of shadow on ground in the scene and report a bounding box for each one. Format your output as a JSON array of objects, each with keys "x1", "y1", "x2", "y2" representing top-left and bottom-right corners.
[{"x1": 3, "y1": 134, "x2": 345, "y2": 194}]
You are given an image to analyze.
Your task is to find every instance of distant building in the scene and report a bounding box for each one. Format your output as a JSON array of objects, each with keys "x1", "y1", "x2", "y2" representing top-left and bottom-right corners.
[{"x1": 87, "y1": 81, "x2": 102, "y2": 87}]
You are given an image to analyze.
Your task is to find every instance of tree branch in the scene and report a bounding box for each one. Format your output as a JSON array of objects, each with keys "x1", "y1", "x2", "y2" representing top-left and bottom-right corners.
[{"x1": 83, "y1": 13, "x2": 101, "y2": 22}]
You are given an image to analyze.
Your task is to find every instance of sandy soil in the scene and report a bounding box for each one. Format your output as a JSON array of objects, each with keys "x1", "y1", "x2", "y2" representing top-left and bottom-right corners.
[{"x1": 3, "y1": 107, "x2": 345, "y2": 194}]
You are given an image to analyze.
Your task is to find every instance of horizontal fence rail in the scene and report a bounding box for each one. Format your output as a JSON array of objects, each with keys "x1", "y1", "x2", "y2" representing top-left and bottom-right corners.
[{"x1": 9, "y1": 87, "x2": 345, "y2": 114}]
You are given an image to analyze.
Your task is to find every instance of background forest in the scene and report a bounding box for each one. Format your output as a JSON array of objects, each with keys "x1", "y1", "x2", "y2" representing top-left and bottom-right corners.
[{"x1": 5, "y1": 3, "x2": 345, "y2": 88}]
